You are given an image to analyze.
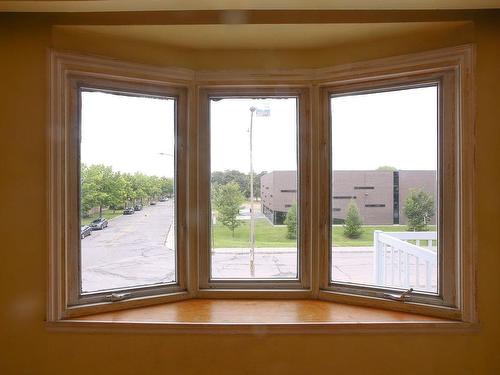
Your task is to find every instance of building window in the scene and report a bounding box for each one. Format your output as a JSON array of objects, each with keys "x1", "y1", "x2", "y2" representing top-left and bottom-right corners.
[
  {"x1": 281, "y1": 189, "x2": 297, "y2": 193},
  {"x1": 333, "y1": 195, "x2": 356, "y2": 199},
  {"x1": 365, "y1": 204, "x2": 386, "y2": 208},
  {"x1": 354, "y1": 186, "x2": 375, "y2": 190}
]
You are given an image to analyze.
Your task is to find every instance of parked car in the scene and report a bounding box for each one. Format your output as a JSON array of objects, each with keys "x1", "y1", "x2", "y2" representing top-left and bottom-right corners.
[
  {"x1": 150, "y1": 201, "x2": 156, "y2": 205},
  {"x1": 80, "y1": 225, "x2": 92, "y2": 239},
  {"x1": 90, "y1": 217, "x2": 108, "y2": 230},
  {"x1": 134, "y1": 204, "x2": 142, "y2": 211},
  {"x1": 123, "y1": 207, "x2": 135, "y2": 215},
  {"x1": 159, "y1": 197, "x2": 166, "y2": 202}
]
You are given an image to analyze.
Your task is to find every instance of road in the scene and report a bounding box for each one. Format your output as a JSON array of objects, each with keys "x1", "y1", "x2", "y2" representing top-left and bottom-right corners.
[{"x1": 81, "y1": 200, "x2": 175, "y2": 293}]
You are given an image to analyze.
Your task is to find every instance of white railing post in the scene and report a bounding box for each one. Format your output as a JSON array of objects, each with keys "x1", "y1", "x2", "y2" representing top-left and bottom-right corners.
[
  {"x1": 375, "y1": 231, "x2": 437, "y2": 291},
  {"x1": 373, "y1": 230, "x2": 384, "y2": 285}
]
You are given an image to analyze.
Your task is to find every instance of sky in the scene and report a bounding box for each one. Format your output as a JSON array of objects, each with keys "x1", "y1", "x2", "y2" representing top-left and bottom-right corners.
[
  {"x1": 80, "y1": 91, "x2": 176, "y2": 178},
  {"x1": 80, "y1": 86, "x2": 437, "y2": 178},
  {"x1": 331, "y1": 85, "x2": 437, "y2": 171}
]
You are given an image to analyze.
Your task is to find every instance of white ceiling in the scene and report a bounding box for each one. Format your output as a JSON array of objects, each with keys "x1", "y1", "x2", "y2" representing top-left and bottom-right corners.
[{"x1": 1, "y1": 0, "x2": 499, "y2": 12}]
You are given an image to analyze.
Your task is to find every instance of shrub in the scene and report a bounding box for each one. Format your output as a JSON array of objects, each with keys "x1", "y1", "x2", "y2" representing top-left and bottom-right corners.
[
  {"x1": 403, "y1": 188, "x2": 435, "y2": 231},
  {"x1": 343, "y1": 200, "x2": 363, "y2": 239},
  {"x1": 284, "y1": 203, "x2": 297, "y2": 239}
]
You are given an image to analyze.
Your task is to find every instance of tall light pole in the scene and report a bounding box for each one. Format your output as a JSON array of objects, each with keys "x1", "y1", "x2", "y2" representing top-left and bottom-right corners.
[{"x1": 249, "y1": 106, "x2": 256, "y2": 277}]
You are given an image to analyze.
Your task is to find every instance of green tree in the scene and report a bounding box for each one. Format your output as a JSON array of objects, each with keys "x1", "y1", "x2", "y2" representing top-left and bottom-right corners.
[
  {"x1": 404, "y1": 188, "x2": 435, "y2": 231},
  {"x1": 377, "y1": 165, "x2": 397, "y2": 171},
  {"x1": 131, "y1": 173, "x2": 149, "y2": 205},
  {"x1": 212, "y1": 182, "x2": 245, "y2": 238},
  {"x1": 211, "y1": 170, "x2": 266, "y2": 199},
  {"x1": 160, "y1": 177, "x2": 174, "y2": 198},
  {"x1": 284, "y1": 202, "x2": 297, "y2": 240},
  {"x1": 343, "y1": 200, "x2": 363, "y2": 239},
  {"x1": 80, "y1": 164, "x2": 116, "y2": 217}
]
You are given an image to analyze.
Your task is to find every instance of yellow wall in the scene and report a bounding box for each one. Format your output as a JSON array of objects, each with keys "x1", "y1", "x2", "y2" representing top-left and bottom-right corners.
[{"x1": 1, "y1": 12, "x2": 499, "y2": 375}]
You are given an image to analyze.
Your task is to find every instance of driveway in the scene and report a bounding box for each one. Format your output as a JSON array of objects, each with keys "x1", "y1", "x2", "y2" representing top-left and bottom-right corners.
[{"x1": 81, "y1": 200, "x2": 175, "y2": 293}]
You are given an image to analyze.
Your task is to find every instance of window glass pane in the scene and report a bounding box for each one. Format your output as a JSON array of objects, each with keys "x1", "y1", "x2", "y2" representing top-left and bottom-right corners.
[
  {"x1": 210, "y1": 98, "x2": 298, "y2": 279},
  {"x1": 80, "y1": 91, "x2": 176, "y2": 293},
  {"x1": 330, "y1": 86, "x2": 438, "y2": 294}
]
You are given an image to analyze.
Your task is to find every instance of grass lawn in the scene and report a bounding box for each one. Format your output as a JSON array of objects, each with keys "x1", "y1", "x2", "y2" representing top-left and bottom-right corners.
[
  {"x1": 80, "y1": 210, "x2": 123, "y2": 226},
  {"x1": 212, "y1": 219, "x2": 436, "y2": 248}
]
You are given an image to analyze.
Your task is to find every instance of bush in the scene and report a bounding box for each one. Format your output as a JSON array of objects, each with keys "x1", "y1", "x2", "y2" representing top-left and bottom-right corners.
[
  {"x1": 284, "y1": 203, "x2": 297, "y2": 239},
  {"x1": 403, "y1": 188, "x2": 435, "y2": 231},
  {"x1": 343, "y1": 200, "x2": 363, "y2": 239}
]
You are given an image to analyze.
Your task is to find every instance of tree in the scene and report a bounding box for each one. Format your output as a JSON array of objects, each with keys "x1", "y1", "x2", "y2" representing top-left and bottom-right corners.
[
  {"x1": 343, "y1": 200, "x2": 363, "y2": 239},
  {"x1": 284, "y1": 202, "x2": 297, "y2": 240},
  {"x1": 377, "y1": 165, "x2": 397, "y2": 171},
  {"x1": 404, "y1": 188, "x2": 435, "y2": 231},
  {"x1": 160, "y1": 177, "x2": 174, "y2": 198},
  {"x1": 212, "y1": 182, "x2": 245, "y2": 238},
  {"x1": 80, "y1": 164, "x2": 116, "y2": 217},
  {"x1": 211, "y1": 170, "x2": 266, "y2": 199}
]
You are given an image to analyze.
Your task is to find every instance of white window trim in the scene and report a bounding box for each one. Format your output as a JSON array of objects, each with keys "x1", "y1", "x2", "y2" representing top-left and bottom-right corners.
[{"x1": 48, "y1": 45, "x2": 476, "y2": 324}]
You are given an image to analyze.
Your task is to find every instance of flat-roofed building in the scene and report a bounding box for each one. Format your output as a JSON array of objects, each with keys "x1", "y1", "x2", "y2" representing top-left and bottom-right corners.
[{"x1": 261, "y1": 170, "x2": 436, "y2": 225}]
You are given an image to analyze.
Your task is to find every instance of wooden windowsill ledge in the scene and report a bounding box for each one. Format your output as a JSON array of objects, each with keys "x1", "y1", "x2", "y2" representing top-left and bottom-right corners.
[{"x1": 47, "y1": 299, "x2": 476, "y2": 334}]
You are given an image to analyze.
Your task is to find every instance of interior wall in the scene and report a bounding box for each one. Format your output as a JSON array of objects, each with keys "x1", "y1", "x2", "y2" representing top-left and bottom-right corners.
[{"x1": 0, "y1": 12, "x2": 499, "y2": 375}]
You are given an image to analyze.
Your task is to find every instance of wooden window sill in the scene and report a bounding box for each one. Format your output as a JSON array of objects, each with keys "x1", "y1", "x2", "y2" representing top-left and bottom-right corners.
[{"x1": 46, "y1": 299, "x2": 476, "y2": 334}]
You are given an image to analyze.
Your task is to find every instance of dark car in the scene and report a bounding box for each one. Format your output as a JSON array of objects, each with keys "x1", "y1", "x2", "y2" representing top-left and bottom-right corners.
[
  {"x1": 134, "y1": 204, "x2": 142, "y2": 211},
  {"x1": 90, "y1": 217, "x2": 108, "y2": 230},
  {"x1": 123, "y1": 207, "x2": 135, "y2": 215},
  {"x1": 80, "y1": 225, "x2": 92, "y2": 239}
]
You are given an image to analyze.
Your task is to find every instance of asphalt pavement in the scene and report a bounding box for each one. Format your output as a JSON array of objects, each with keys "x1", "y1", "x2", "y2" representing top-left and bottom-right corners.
[{"x1": 81, "y1": 200, "x2": 175, "y2": 293}]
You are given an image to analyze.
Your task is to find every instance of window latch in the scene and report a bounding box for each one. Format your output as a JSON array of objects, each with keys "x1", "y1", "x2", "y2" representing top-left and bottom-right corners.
[
  {"x1": 105, "y1": 292, "x2": 131, "y2": 302},
  {"x1": 383, "y1": 288, "x2": 414, "y2": 302}
]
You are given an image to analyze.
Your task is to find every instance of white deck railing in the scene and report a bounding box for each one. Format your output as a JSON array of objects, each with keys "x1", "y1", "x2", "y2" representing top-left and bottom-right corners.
[{"x1": 373, "y1": 230, "x2": 437, "y2": 292}]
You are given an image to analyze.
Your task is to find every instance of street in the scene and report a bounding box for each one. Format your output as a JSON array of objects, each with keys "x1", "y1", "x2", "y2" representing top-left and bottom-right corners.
[{"x1": 81, "y1": 200, "x2": 175, "y2": 293}]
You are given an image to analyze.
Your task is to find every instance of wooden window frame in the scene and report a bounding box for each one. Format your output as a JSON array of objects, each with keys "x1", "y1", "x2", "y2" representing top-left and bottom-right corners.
[
  {"x1": 316, "y1": 47, "x2": 476, "y2": 322},
  {"x1": 196, "y1": 87, "x2": 312, "y2": 296},
  {"x1": 48, "y1": 45, "x2": 476, "y2": 325},
  {"x1": 48, "y1": 52, "x2": 192, "y2": 319}
]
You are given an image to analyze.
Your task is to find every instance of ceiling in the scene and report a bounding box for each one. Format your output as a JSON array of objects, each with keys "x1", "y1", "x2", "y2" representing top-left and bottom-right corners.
[
  {"x1": 56, "y1": 22, "x2": 472, "y2": 50},
  {"x1": 1, "y1": 0, "x2": 499, "y2": 12}
]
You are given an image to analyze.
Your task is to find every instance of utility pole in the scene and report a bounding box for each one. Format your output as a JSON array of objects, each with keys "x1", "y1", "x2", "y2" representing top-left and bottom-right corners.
[{"x1": 249, "y1": 106, "x2": 256, "y2": 277}]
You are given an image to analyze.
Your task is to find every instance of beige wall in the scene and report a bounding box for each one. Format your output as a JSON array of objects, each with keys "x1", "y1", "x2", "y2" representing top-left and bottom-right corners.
[{"x1": 1, "y1": 12, "x2": 499, "y2": 375}]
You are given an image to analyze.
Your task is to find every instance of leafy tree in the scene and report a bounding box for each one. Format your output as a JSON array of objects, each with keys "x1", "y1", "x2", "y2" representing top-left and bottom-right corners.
[
  {"x1": 377, "y1": 165, "x2": 397, "y2": 171},
  {"x1": 80, "y1": 164, "x2": 116, "y2": 217},
  {"x1": 131, "y1": 173, "x2": 149, "y2": 204},
  {"x1": 211, "y1": 170, "x2": 266, "y2": 199},
  {"x1": 160, "y1": 177, "x2": 174, "y2": 198},
  {"x1": 343, "y1": 200, "x2": 363, "y2": 239},
  {"x1": 284, "y1": 202, "x2": 297, "y2": 240},
  {"x1": 404, "y1": 188, "x2": 435, "y2": 231},
  {"x1": 212, "y1": 182, "x2": 245, "y2": 238}
]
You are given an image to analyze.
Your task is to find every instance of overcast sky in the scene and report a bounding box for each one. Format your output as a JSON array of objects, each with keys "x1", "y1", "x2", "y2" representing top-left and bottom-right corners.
[
  {"x1": 80, "y1": 86, "x2": 437, "y2": 178},
  {"x1": 81, "y1": 91, "x2": 176, "y2": 178}
]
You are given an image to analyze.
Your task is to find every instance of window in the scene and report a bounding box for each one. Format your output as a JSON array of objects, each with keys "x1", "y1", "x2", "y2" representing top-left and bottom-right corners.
[
  {"x1": 49, "y1": 46, "x2": 475, "y2": 324},
  {"x1": 198, "y1": 88, "x2": 311, "y2": 291},
  {"x1": 79, "y1": 89, "x2": 177, "y2": 296},
  {"x1": 318, "y1": 53, "x2": 475, "y2": 320}
]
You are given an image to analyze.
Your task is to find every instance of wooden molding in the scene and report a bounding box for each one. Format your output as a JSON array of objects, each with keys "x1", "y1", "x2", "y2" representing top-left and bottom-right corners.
[{"x1": 48, "y1": 45, "x2": 476, "y2": 325}]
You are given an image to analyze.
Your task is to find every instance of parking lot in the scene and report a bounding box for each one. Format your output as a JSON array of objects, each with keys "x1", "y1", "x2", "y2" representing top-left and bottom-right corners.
[{"x1": 81, "y1": 200, "x2": 176, "y2": 293}]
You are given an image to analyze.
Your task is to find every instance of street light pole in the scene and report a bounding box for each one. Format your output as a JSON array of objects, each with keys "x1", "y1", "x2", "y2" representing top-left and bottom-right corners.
[{"x1": 249, "y1": 106, "x2": 256, "y2": 277}]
